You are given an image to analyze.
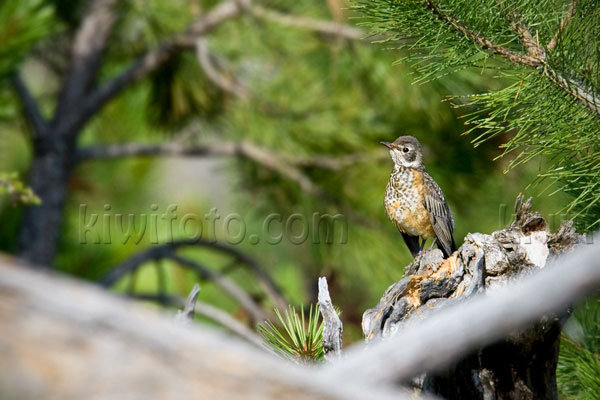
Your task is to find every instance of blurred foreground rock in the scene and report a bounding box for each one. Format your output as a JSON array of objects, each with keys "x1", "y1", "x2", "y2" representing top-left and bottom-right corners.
[{"x1": 0, "y1": 255, "x2": 407, "y2": 400}]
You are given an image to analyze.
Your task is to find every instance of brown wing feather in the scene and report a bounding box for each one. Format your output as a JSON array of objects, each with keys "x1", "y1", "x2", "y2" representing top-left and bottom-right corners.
[{"x1": 423, "y1": 172, "x2": 456, "y2": 257}]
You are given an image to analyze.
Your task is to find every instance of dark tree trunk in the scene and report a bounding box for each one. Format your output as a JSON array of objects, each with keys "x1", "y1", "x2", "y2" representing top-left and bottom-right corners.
[
  {"x1": 421, "y1": 322, "x2": 562, "y2": 400},
  {"x1": 17, "y1": 137, "x2": 73, "y2": 267}
]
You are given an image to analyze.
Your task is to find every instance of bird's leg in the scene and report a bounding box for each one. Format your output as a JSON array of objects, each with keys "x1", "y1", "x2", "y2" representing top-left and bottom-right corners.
[
  {"x1": 429, "y1": 238, "x2": 437, "y2": 250},
  {"x1": 419, "y1": 237, "x2": 426, "y2": 251}
]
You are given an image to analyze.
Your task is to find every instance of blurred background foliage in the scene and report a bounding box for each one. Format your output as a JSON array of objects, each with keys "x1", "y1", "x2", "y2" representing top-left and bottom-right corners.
[{"x1": 0, "y1": 0, "x2": 596, "y2": 396}]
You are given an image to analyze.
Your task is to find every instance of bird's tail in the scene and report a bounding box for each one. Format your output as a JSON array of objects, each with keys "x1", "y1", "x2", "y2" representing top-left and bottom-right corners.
[{"x1": 438, "y1": 236, "x2": 457, "y2": 258}]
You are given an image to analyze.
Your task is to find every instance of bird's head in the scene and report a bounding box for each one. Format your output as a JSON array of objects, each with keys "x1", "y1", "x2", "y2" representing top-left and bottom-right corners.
[{"x1": 381, "y1": 136, "x2": 424, "y2": 170}]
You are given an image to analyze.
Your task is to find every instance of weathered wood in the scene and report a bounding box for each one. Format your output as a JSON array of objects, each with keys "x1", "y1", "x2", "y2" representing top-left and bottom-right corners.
[
  {"x1": 0, "y1": 255, "x2": 411, "y2": 400},
  {"x1": 357, "y1": 197, "x2": 586, "y2": 399},
  {"x1": 174, "y1": 283, "x2": 200, "y2": 325},
  {"x1": 318, "y1": 277, "x2": 343, "y2": 360},
  {"x1": 0, "y1": 214, "x2": 598, "y2": 400}
]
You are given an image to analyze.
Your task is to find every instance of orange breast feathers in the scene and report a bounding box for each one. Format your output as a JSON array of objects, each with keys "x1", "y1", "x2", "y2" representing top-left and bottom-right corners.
[{"x1": 386, "y1": 170, "x2": 436, "y2": 238}]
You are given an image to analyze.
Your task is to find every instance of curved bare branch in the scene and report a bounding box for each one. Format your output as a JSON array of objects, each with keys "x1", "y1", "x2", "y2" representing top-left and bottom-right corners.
[{"x1": 100, "y1": 238, "x2": 287, "y2": 312}]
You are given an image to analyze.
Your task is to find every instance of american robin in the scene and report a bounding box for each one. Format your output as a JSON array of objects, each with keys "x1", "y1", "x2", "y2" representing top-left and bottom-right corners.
[{"x1": 381, "y1": 136, "x2": 456, "y2": 258}]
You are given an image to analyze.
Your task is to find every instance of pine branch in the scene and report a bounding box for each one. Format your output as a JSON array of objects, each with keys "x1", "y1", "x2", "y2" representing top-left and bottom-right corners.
[
  {"x1": 11, "y1": 73, "x2": 47, "y2": 138},
  {"x1": 421, "y1": 0, "x2": 599, "y2": 117},
  {"x1": 423, "y1": 0, "x2": 541, "y2": 68},
  {"x1": 545, "y1": 69, "x2": 600, "y2": 116},
  {"x1": 547, "y1": 0, "x2": 578, "y2": 52},
  {"x1": 504, "y1": 10, "x2": 545, "y2": 60}
]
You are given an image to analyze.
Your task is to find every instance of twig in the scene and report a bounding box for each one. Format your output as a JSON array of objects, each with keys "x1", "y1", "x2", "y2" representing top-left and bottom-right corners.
[
  {"x1": 544, "y1": 69, "x2": 600, "y2": 116},
  {"x1": 250, "y1": 6, "x2": 363, "y2": 40},
  {"x1": 317, "y1": 277, "x2": 343, "y2": 361},
  {"x1": 505, "y1": 11, "x2": 545, "y2": 59},
  {"x1": 100, "y1": 238, "x2": 283, "y2": 318},
  {"x1": 75, "y1": 138, "x2": 381, "y2": 229},
  {"x1": 132, "y1": 292, "x2": 266, "y2": 349},
  {"x1": 547, "y1": 0, "x2": 577, "y2": 52},
  {"x1": 174, "y1": 284, "x2": 201, "y2": 325},
  {"x1": 101, "y1": 238, "x2": 287, "y2": 310},
  {"x1": 169, "y1": 253, "x2": 268, "y2": 323},
  {"x1": 75, "y1": 139, "x2": 380, "y2": 170},
  {"x1": 195, "y1": 39, "x2": 250, "y2": 99}
]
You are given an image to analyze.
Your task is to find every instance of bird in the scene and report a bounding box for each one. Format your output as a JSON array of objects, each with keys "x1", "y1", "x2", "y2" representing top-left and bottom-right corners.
[{"x1": 381, "y1": 136, "x2": 456, "y2": 258}]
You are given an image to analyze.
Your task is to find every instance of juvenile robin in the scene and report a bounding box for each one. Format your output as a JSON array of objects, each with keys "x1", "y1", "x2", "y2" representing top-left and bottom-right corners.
[{"x1": 382, "y1": 136, "x2": 456, "y2": 258}]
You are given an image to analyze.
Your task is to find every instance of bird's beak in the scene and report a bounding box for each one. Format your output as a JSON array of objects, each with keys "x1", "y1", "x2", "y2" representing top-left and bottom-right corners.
[{"x1": 380, "y1": 141, "x2": 394, "y2": 149}]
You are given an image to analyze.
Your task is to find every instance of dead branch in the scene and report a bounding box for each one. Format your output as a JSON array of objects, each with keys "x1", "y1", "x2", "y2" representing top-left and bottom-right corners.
[
  {"x1": 100, "y1": 245, "x2": 269, "y2": 323},
  {"x1": 133, "y1": 291, "x2": 266, "y2": 348},
  {"x1": 170, "y1": 253, "x2": 269, "y2": 323},
  {"x1": 74, "y1": 139, "x2": 380, "y2": 171},
  {"x1": 75, "y1": 139, "x2": 325, "y2": 197},
  {"x1": 100, "y1": 238, "x2": 287, "y2": 311},
  {"x1": 318, "y1": 277, "x2": 343, "y2": 361},
  {"x1": 174, "y1": 283, "x2": 201, "y2": 325}
]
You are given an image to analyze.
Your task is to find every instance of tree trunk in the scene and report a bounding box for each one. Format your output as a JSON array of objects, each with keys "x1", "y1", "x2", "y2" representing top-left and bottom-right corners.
[
  {"x1": 362, "y1": 196, "x2": 580, "y2": 400},
  {"x1": 17, "y1": 138, "x2": 73, "y2": 267}
]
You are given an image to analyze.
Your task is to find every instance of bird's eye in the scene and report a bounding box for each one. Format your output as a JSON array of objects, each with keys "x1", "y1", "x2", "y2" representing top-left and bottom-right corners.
[{"x1": 402, "y1": 147, "x2": 409, "y2": 153}]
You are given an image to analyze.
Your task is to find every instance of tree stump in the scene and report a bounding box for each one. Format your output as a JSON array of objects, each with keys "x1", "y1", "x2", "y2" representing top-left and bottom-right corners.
[{"x1": 362, "y1": 197, "x2": 581, "y2": 400}]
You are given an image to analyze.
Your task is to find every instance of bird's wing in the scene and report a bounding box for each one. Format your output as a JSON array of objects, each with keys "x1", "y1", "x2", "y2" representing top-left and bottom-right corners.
[{"x1": 423, "y1": 172, "x2": 456, "y2": 256}]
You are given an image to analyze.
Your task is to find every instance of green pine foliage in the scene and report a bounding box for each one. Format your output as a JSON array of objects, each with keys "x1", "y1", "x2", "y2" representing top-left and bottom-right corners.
[
  {"x1": 355, "y1": 0, "x2": 600, "y2": 231},
  {"x1": 558, "y1": 297, "x2": 600, "y2": 400},
  {"x1": 257, "y1": 305, "x2": 324, "y2": 363},
  {"x1": 0, "y1": 0, "x2": 56, "y2": 78},
  {"x1": 0, "y1": 172, "x2": 40, "y2": 206},
  {"x1": 0, "y1": 0, "x2": 57, "y2": 120}
]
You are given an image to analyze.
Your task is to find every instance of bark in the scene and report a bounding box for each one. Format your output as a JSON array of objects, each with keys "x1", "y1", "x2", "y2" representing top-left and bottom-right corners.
[
  {"x1": 16, "y1": 140, "x2": 74, "y2": 267},
  {"x1": 361, "y1": 196, "x2": 581, "y2": 400},
  {"x1": 318, "y1": 277, "x2": 343, "y2": 360}
]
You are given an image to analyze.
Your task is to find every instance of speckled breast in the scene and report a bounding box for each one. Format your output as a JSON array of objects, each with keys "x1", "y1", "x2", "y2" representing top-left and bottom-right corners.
[{"x1": 384, "y1": 167, "x2": 435, "y2": 238}]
